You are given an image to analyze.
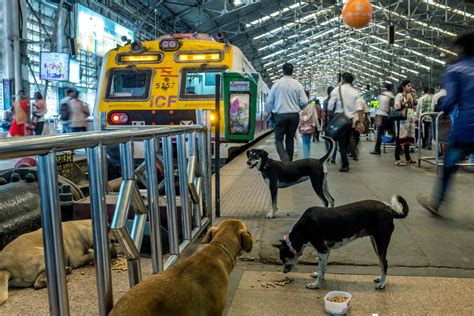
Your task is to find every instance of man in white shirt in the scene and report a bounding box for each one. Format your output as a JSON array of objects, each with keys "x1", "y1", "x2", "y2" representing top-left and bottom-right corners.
[
  {"x1": 265, "y1": 63, "x2": 308, "y2": 162},
  {"x1": 328, "y1": 72, "x2": 365, "y2": 172},
  {"x1": 371, "y1": 83, "x2": 394, "y2": 154}
]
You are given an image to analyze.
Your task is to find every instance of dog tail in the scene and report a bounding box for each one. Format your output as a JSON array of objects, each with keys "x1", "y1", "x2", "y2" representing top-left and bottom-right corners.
[
  {"x1": 0, "y1": 270, "x2": 10, "y2": 306},
  {"x1": 389, "y1": 195, "x2": 409, "y2": 219},
  {"x1": 319, "y1": 136, "x2": 335, "y2": 163}
]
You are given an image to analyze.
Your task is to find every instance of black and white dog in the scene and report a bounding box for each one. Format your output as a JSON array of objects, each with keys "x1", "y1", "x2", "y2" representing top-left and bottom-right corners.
[
  {"x1": 272, "y1": 195, "x2": 409, "y2": 290},
  {"x1": 246, "y1": 136, "x2": 335, "y2": 219}
]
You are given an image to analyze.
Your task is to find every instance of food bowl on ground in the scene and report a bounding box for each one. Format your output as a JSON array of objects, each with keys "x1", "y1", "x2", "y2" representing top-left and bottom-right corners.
[{"x1": 323, "y1": 291, "x2": 352, "y2": 315}]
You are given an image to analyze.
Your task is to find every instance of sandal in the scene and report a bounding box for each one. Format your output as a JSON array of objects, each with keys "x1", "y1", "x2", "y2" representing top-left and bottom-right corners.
[{"x1": 394, "y1": 160, "x2": 407, "y2": 166}]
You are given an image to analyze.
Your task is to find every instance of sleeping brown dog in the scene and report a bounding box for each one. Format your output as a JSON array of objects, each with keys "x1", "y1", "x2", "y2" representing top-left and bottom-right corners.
[
  {"x1": 109, "y1": 219, "x2": 253, "y2": 316},
  {"x1": 0, "y1": 220, "x2": 96, "y2": 306}
]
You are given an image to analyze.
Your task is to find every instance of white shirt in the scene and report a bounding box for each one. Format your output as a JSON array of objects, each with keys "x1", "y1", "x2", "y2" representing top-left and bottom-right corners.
[
  {"x1": 431, "y1": 89, "x2": 447, "y2": 111},
  {"x1": 265, "y1": 75, "x2": 308, "y2": 114},
  {"x1": 376, "y1": 91, "x2": 394, "y2": 116},
  {"x1": 328, "y1": 83, "x2": 364, "y2": 118}
]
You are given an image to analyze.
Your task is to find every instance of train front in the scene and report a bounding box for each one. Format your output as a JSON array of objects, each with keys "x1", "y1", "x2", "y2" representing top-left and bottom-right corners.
[{"x1": 94, "y1": 34, "x2": 232, "y2": 129}]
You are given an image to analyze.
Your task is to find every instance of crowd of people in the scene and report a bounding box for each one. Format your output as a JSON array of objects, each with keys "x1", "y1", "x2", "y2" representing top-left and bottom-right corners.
[
  {"x1": 1, "y1": 88, "x2": 89, "y2": 137},
  {"x1": 265, "y1": 31, "x2": 473, "y2": 216}
]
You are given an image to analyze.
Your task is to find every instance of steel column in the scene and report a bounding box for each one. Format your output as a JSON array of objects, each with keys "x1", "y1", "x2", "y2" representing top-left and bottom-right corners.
[
  {"x1": 86, "y1": 145, "x2": 113, "y2": 315},
  {"x1": 37, "y1": 152, "x2": 70, "y2": 316},
  {"x1": 177, "y1": 134, "x2": 192, "y2": 240},
  {"x1": 162, "y1": 136, "x2": 179, "y2": 255},
  {"x1": 144, "y1": 137, "x2": 164, "y2": 273}
]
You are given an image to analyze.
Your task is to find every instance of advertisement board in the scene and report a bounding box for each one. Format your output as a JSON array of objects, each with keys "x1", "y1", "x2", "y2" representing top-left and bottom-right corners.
[
  {"x1": 69, "y1": 59, "x2": 81, "y2": 83},
  {"x1": 76, "y1": 4, "x2": 134, "y2": 57},
  {"x1": 40, "y1": 52, "x2": 70, "y2": 81}
]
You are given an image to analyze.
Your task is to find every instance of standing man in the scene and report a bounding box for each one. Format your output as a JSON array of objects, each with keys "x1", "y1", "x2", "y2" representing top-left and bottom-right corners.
[
  {"x1": 417, "y1": 31, "x2": 474, "y2": 215},
  {"x1": 265, "y1": 63, "x2": 308, "y2": 162},
  {"x1": 416, "y1": 87, "x2": 434, "y2": 149},
  {"x1": 328, "y1": 72, "x2": 365, "y2": 172},
  {"x1": 371, "y1": 83, "x2": 394, "y2": 155}
]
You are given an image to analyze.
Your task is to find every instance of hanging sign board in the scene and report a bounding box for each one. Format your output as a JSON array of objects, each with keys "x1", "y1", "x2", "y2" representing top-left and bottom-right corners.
[{"x1": 76, "y1": 4, "x2": 134, "y2": 57}]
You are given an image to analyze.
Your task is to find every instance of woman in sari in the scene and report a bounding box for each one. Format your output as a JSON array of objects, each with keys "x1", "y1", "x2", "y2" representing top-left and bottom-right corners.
[
  {"x1": 8, "y1": 90, "x2": 30, "y2": 137},
  {"x1": 394, "y1": 80, "x2": 417, "y2": 166}
]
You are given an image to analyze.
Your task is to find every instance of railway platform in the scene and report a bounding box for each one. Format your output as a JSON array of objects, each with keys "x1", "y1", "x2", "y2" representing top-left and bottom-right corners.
[{"x1": 1, "y1": 135, "x2": 473, "y2": 315}]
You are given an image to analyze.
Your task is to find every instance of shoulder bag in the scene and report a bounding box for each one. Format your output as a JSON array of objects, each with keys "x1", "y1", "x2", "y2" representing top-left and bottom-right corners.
[{"x1": 325, "y1": 86, "x2": 351, "y2": 141}]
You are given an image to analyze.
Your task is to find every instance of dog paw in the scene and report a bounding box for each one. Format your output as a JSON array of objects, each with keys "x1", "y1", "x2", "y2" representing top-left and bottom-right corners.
[
  {"x1": 266, "y1": 212, "x2": 275, "y2": 219},
  {"x1": 305, "y1": 282, "x2": 321, "y2": 289},
  {"x1": 373, "y1": 277, "x2": 381, "y2": 283},
  {"x1": 310, "y1": 272, "x2": 325, "y2": 280},
  {"x1": 375, "y1": 282, "x2": 386, "y2": 290}
]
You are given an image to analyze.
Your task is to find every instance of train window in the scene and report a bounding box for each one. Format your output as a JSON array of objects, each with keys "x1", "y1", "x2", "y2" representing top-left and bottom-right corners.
[
  {"x1": 180, "y1": 67, "x2": 227, "y2": 100},
  {"x1": 105, "y1": 69, "x2": 152, "y2": 100}
]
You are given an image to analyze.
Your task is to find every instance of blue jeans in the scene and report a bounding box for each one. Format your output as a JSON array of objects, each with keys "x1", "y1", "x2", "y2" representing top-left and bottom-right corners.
[
  {"x1": 435, "y1": 141, "x2": 474, "y2": 203},
  {"x1": 301, "y1": 134, "x2": 312, "y2": 159}
]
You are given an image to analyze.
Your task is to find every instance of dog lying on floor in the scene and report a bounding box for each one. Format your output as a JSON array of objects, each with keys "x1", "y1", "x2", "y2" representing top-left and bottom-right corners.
[
  {"x1": 110, "y1": 219, "x2": 253, "y2": 316},
  {"x1": 0, "y1": 220, "x2": 97, "y2": 305},
  {"x1": 273, "y1": 196, "x2": 409, "y2": 290},
  {"x1": 247, "y1": 136, "x2": 335, "y2": 218}
]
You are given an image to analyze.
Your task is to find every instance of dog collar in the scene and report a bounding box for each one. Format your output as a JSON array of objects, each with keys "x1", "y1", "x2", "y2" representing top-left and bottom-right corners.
[
  {"x1": 283, "y1": 234, "x2": 299, "y2": 257},
  {"x1": 210, "y1": 241, "x2": 237, "y2": 267}
]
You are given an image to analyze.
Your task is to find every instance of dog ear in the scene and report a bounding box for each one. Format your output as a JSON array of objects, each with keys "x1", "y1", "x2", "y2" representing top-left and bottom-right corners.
[
  {"x1": 271, "y1": 240, "x2": 286, "y2": 249},
  {"x1": 246, "y1": 150, "x2": 250, "y2": 158},
  {"x1": 240, "y1": 230, "x2": 253, "y2": 252},
  {"x1": 202, "y1": 227, "x2": 218, "y2": 243}
]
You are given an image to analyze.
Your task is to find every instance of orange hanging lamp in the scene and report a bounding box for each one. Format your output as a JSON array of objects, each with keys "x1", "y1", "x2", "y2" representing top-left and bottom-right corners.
[{"x1": 342, "y1": 0, "x2": 373, "y2": 29}]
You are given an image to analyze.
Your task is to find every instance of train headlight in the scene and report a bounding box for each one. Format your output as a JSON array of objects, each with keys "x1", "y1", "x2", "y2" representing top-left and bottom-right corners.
[{"x1": 160, "y1": 39, "x2": 180, "y2": 51}]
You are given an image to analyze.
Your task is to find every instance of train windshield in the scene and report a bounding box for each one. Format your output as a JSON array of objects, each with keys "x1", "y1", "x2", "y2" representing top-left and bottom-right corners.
[
  {"x1": 106, "y1": 69, "x2": 152, "y2": 100},
  {"x1": 180, "y1": 67, "x2": 226, "y2": 100}
]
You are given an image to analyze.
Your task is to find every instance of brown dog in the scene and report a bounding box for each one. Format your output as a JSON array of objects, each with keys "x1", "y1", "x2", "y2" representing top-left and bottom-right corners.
[
  {"x1": 109, "y1": 219, "x2": 253, "y2": 316},
  {"x1": 0, "y1": 220, "x2": 95, "y2": 305}
]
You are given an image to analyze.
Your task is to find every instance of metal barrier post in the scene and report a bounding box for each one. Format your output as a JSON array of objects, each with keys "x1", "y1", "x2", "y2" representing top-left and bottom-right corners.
[
  {"x1": 435, "y1": 112, "x2": 441, "y2": 174},
  {"x1": 119, "y1": 141, "x2": 142, "y2": 286},
  {"x1": 196, "y1": 110, "x2": 212, "y2": 223},
  {"x1": 214, "y1": 75, "x2": 221, "y2": 218},
  {"x1": 37, "y1": 152, "x2": 70, "y2": 316},
  {"x1": 86, "y1": 144, "x2": 113, "y2": 315},
  {"x1": 187, "y1": 132, "x2": 202, "y2": 228},
  {"x1": 162, "y1": 136, "x2": 179, "y2": 255},
  {"x1": 144, "y1": 137, "x2": 164, "y2": 273},
  {"x1": 177, "y1": 134, "x2": 192, "y2": 240}
]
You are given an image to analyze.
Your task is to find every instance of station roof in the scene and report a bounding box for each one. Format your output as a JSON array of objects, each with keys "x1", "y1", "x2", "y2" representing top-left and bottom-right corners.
[{"x1": 86, "y1": 0, "x2": 473, "y2": 95}]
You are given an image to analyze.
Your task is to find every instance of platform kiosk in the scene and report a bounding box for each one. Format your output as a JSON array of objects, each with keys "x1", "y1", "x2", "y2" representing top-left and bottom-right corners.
[{"x1": 222, "y1": 72, "x2": 259, "y2": 142}]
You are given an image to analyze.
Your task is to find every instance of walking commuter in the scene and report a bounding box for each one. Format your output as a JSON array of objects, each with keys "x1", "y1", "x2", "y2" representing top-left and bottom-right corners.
[
  {"x1": 312, "y1": 99, "x2": 323, "y2": 142},
  {"x1": 393, "y1": 80, "x2": 417, "y2": 166},
  {"x1": 59, "y1": 88, "x2": 76, "y2": 133},
  {"x1": 8, "y1": 90, "x2": 30, "y2": 137},
  {"x1": 265, "y1": 63, "x2": 308, "y2": 162},
  {"x1": 299, "y1": 92, "x2": 321, "y2": 159},
  {"x1": 323, "y1": 86, "x2": 337, "y2": 163},
  {"x1": 327, "y1": 72, "x2": 365, "y2": 172},
  {"x1": 416, "y1": 88, "x2": 434, "y2": 149},
  {"x1": 417, "y1": 31, "x2": 474, "y2": 215},
  {"x1": 68, "y1": 90, "x2": 90, "y2": 133},
  {"x1": 371, "y1": 84, "x2": 394, "y2": 155},
  {"x1": 32, "y1": 91, "x2": 47, "y2": 135}
]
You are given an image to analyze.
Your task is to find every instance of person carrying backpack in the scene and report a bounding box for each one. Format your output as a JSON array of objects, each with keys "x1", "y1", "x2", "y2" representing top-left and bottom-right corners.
[{"x1": 299, "y1": 92, "x2": 321, "y2": 159}]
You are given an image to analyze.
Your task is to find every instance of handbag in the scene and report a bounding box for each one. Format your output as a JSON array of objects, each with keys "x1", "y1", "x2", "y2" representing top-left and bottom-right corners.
[{"x1": 325, "y1": 86, "x2": 351, "y2": 141}]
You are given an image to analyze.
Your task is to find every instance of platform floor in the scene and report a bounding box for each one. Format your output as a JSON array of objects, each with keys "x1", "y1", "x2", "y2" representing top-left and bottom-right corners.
[{"x1": 1, "y1": 135, "x2": 473, "y2": 315}]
